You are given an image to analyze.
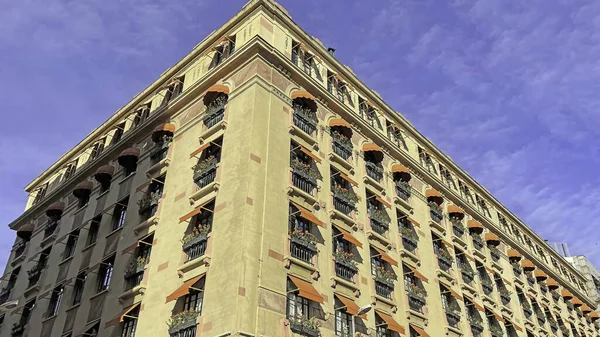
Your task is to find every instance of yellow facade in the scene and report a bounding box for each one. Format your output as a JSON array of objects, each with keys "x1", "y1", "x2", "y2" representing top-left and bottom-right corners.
[{"x1": 1, "y1": 1, "x2": 598, "y2": 337}]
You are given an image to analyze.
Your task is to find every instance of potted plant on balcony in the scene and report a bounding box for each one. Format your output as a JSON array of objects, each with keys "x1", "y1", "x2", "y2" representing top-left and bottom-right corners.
[
  {"x1": 437, "y1": 247, "x2": 454, "y2": 268},
  {"x1": 192, "y1": 156, "x2": 218, "y2": 182},
  {"x1": 551, "y1": 290, "x2": 560, "y2": 302},
  {"x1": 406, "y1": 283, "x2": 427, "y2": 302},
  {"x1": 400, "y1": 226, "x2": 419, "y2": 244},
  {"x1": 27, "y1": 263, "x2": 44, "y2": 280},
  {"x1": 467, "y1": 313, "x2": 484, "y2": 332},
  {"x1": 167, "y1": 309, "x2": 201, "y2": 336},
  {"x1": 203, "y1": 95, "x2": 227, "y2": 127},
  {"x1": 124, "y1": 256, "x2": 148, "y2": 278},
  {"x1": 460, "y1": 262, "x2": 475, "y2": 283},
  {"x1": 293, "y1": 104, "x2": 318, "y2": 133},
  {"x1": 368, "y1": 208, "x2": 391, "y2": 226},
  {"x1": 137, "y1": 191, "x2": 161, "y2": 215},
  {"x1": 334, "y1": 248, "x2": 358, "y2": 271},
  {"x1": 395, "y1": 180, "x2": 411, "y2": 200},
  {"x1": 445, "y1": 300, "x2": 462, "y2": 325},
  {"x1": 471, "y1": 233, "x2": 484, "y2": 250},
  {"x1": 181, "y1": 225, "x2": 211, "y2": 251},
  {"x1": 489, "y1": 246, "x2": 502, "y2": 261},
  {"x1": 429, "y1": 201, "x2": 443, "y2": 222},
  {"x1": 365, "y1": 161, "x2": 383, "y2": 180},
  {"x1": 481, "y1": 277, "x2": 494, "y2": 294},
  {"x1": 450, "y1": 217, "x2": 464, "y2": 237},
  {"x1": 489, "y1": 323, "x2": 504, "y2": 337},
  {"x1": 288, "y1": 313, "x2": 320, "y2": 337},
  {"x1": 291, "y1": 158, "x2": 319, "y2": 185},
  {"x1": 522, "y1": 300, "x2": 533, "y2": 317},
  {"x1": 374, "y1": 266, "x2": 395, "y2": 288},
  {"x1": 332, "y1": 185, "x2": 358, "y2": 206},
  {"x1": 499, "y1": 287, "x2": 511, "y2": 303},
  {"x1": 331, "y1": 131, "x2": 353, "y2": 154},
  {"x1": 511, "y1": 262, "x2": 522, "y2": 276},
  {"x1": 290, "y1": 229, "x2": 318, "y2": 252}
]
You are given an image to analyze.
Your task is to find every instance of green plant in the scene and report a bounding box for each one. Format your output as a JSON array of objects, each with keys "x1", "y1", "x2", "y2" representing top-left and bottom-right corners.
[
  {"x1": 167, "y1": 309, "x2": 200, "y2": 329},
  {"x1": 331, "y1": 131, "x2": 352, "y2": 148},
  {"x1": 291, "y1": 158, "x2": 319, "y2": 181},
  {"x1": 192, "y1": 156, "x2": 217, "y2": 174},
  {"x1": 437, "y1": 247, "x2": 454, "y2": 264},
  {"x1": 369, "y1": 208, "x2": 391, "y2": 224},
  {"x1": 489, "y1": 323, "x2": 503, "y2": 336},
  {"x1": 290, "y1": 229, "x2": 317, "y2": 245},
  {"x1": 406, "y1": 283, "x2": 426, "y2": 299},
  {"x1": 181, "y1": 225, "x2": 211, "y2": 245},
  {"x1": 332, "y1": 185, "x2": 358, "y2": 203},
  {"x1": 446, "y1": 300, "x2": 462, "y2": 315},
  {"x1": 400, "y1": 226, "x2": 419, "y2": 242},
  {"x1": 137, "y1": 191, "x2": 161, "y2": 210},
  {"x1": 374, "y1": 266, "x2": 395, "y2": 283},
  {"x1": 334, "y1": 248, "x2": 357, "y2": 268},
  {"x1": 125, "y1": 256, "x2": 148, "y2": 275},
  {"x1": 289, "y1": 313, "x2": 320, "y2": 330}
]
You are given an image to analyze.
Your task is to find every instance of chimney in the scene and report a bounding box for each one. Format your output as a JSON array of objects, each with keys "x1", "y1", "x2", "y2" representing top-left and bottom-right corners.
[{"x1": 327, "y1": 47, "x2": 336, "y2": 56}]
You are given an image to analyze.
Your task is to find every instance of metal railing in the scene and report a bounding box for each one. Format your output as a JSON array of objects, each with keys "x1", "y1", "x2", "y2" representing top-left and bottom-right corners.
[
  {"x1": 402, "y1": 237, "x2": 418, "y2": 254},
  {"x1": 407, "y1": 295, "x2": 426, "y2": 313},
  {"x1": 184, "y1": 240, "x2": 208, "y2": 262},
  {"x1": 332, "y1": 140, "x2": 352, "y2": 160},
  {"x1": 43, "y1": 221, "x2": 58, "y2": 239},
  {"x1": 170, "y1": 325, "x2": 197, "y2": 337},
  {"x1": 365, "y1": 162, "x2": 383, "y2": 182},
  {"x1": 126, "y1": 271, "x2": 144, "y2": 290},
  {"x1": 333, "y1": 198, "x2": 353, "y2": 215},
  {"x1": 150, "y1": 144, "x2": 169, "y2": 166},
  {"x1": 292, "y1": 172, "x2": 316, "y2": 195},
  {"x1": 375, "y1": 281, "x2": 393, "y2": 299},
  {"x1": 194, "y1": 167, "x2": 217, "y2": 189},
  {"x1": 370, "y1": 220, "x2": 388, "y2": 236},
  {"x1": 290, "y1": 242, "x2": 314, "y2": 264},
  {"x1": 293, "y1": 111, "x2": 316, "y2": 135},
  {"x1": 335, "y1": 262, "x2": 356, "y2": 281},
  {"x1": 203, "y1": 110, "x2": 224, "y2": 129}
]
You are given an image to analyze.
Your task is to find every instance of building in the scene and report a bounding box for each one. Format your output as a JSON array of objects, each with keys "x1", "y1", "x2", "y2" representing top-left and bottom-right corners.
[
  {"x1": 566, "y1": 256, "x2": 600, "y2": 308},
  {"x1": 0, "y1": 1, "x2": 599, "y2": 337},
  {"x1": 550, "y1": 242, "x2": 572, "y2": 258}
]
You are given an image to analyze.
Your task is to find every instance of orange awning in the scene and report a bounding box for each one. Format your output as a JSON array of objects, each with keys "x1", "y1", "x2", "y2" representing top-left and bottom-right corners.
[
  {"x1": 362, "y1": 143, "x2": 382, "y2": 153},
  {"x1": 205, "y1": 84, "x2": 229, "y2": 95},
  {"x1": 119, "y1": 147, "x2": 141, "y2": 158},
  {"x1": 339, "y1": 172, "x2": 358, "y2": 187},
  {"x1": 406, "y1": 265, "x2": 428, "y2": 283},
  {"x1": 334, "y1": 293, "x2": 361, "y2": 316},
  {"x1": 166, "y1": 274, "x2": 205, "y2": 303},
  {"x1": 581, "y1": 305, "x2": 592, "y2": 313},
  {"x1": 467, "y1": 220, "x2": 483, "y2": 233},
  {"x1": 73, "y1": 180, "x2": 93, "y2": 199},
  {"x1": 375, "y1": 196, "x2": 391, "y2": 208},
  {"x1": 189, "y1": 143, "x2": 210, "y2": 158},
  {"x1": 572, "y1": 298, "x2": 583, "y2": 307},
  {"x1": 407, "y1": 217, "x2": 421, "y2": 228},
  {"x1": 300, "y1": 146, "x2": 322, "y2": 164},
  {"x1": 391, "y1": 164, "x2": 410, "y2": 174},
  {"x1": 534, "y1": 270, "x2": 548, "y2": 280},
  {"x1": 485, "y1": 233, "x2": 500, "y2": 245},
  {"x1": 179, "y1": 207, "x2": 201, "y2": 223},
  {"x1": 561, "y1": 289, "x2": 573, "y2": 299},
  {"x1": 465, "y1": 297, "x2": 485, "y2": 312},
  {"x1": 425, "y1": 189, "x2": 443, "y2": 204},
  {"x1": 507, "y1": 249, "x2": 521, "y2": 260},
  {"x1": 46, "y1": 201, "x2": 65, "y2": 217},
  {"x1": 289, "y1": 275, "x2": 324, "y2": 303},
  {"x1": 521, "y1": 260, "x2": 535, "y2": 270},
  {"x1": 333, "y1": 224, "x2": 362, "y2": 248},
  {"x1": 446, "y1": 287, "x2": 463, "y2": 301},
  {"x1": 373, "y1": 246, "x2": 398, "y2": 266},
  {"x1": 375, "y1": 311, "x2": 405, "y2": 334},
  {"x1": 329, "y1": 118, "x2": 351, "y2": 128},
  {"x1": 590, "y1": 312, "x2": 599, "y2": 320},
  {"x1": 546, "y1": 279, "x2": 559, "y2": 289},
  {"x1": 105, "y1": 302, "x2": 141, "y2": 327},
  {"x1": 291, "y1": 90, "x2": 316, "y2": 101},
  {"x1": 409, "y1": 324, "x2": 430, "y2": 337},
  {"x1": 152, "y1": 123, "x2": 176, "y2": 142},
  {"x1": 291, "y1": 202, "x2": 324, "y2": 228},
  {"x1": 447, "y1": 205, "x2": 464, "y2": 215}
]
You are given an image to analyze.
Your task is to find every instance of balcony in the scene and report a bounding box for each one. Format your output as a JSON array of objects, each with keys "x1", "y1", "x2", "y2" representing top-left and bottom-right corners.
[
  {"x1": 293, "y1": 106, "x2": 318, "y2": 136},
  {"x1": 374, "y1": 268, "x2": 395, "y2": 299},
  {"x1": 489, "y1": 324, "x2": 503, "y2": 337},
  {"x1": 334, "y1": 250, "x2": 358, "y2": 281},
  {"x1": 395, "y1": 181, "x2": 411, "y2": 201},
  {"x1": 481, "y1": 279, "x2": 494, "y2": 297},
  {"x1": 138, "y1": 192, "x2": 161, "y2": 220},
  {"x1": 124, "y1": 257, "x2": 148, "y2": 290},
  {"x1": 460, "y1": 268, "x2": 475, "y2": 286},
  {"x1": 400, "y1": 226, "x2": 419, "y2": 254},
  {"x1": 168, "y1": 311, "x2": 199, "y2": 337},
  {"x1": 149, "y1": 138, "x2": 171, "y2": 167},
  {"x1": 436, "y1": 249, "x2": 453, "y2": 272},
  {"x1": 332, "y1": 133, "x2": 353, "y2": 160},
  {"x1": 290, "y1": 230, "x2": 317, "y2": 265},
  {"x1": 451, "y1": 220, "x2": 465, "y2": 238},
  {"x1": 291, "y1": 159, "x2": 318, "y2": 196},
  {"x1": 365, "y1": 161, "x2": 383, "y2": 182},
  {"x1": 27, "y1": 263, "x2": 44, "y2": 287},
  {"x1": 467, "y1": 316, "x2": 484, "y2": 337},
  {"x1": 332, "y1": 186, "x2": 357, "y2": 215},
  {"x1": 13, "y1": 241, "x2": 26, "y2": 260},
  {"x1": 43, "y1": 220, "x2": 58, "y2": 240},
  {"x1": 406, "y1": 283, "x2": 427, "y2": 313},
  {"x1": 429, "y1": 203, "x2": 443, "y2": 223},
  {"x1": 182, "y1": 231, "x2": 209, "y2": 262},
  {"x1": 288, "y1": 315, "x2": 320, "y2": 337},
  {"x1": 489, "y1": 246, "x2": 502, "y2": 261},
  {"x1": 472, "y1": 235, "x2": 484, "y2": 252},
  {"x1": 203, "y1": 108, "x2": 225, "y2": 130},
  {"x1": 445, "y1": 305, "x2": 461, "y2": 329},
  {"x1": 551, "y1": 291, "x2": 561, "y2": 302},
  {"x1": 368, "y1": 210, "x2": 390, "y2": 237},
  {"x1": 11, "y1": 322, "x2": 26, "y2": 337},
  {"x1": 193, "y1": 157, "x2": 218, "y2": 189},
  {"x1": 499, "y1": 288, "x2": 511, "y2": 306},
  {"x1": 0, "y1": 287, "x2": 11, "y2": 304}
]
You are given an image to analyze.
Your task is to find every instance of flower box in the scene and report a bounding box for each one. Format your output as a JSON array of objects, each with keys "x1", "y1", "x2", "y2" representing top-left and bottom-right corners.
[
  {"x1": 395, "y1": 181, "x2": 411, "y2": 200},
  {"x1": 331, "y1": 132, "x2": 353, "y2": 156},
  {"x1": 406, "y1": 283, "x2": 427, "y2": 301},
  {"x1": 167, "y1": 310, "x2": 200, "y2": 336},
  {"x1": 192, "y1": 157, "x2": 217, "y2": 181},
  {"x1": 124, "y1": 257, "x2": 148, "y2": 278},
  {"x1": 288, "y1": 315, "x2": 320, "y2": 337},
  {"x1": 334, "y1": 251, "x2": 358, "y2": 271},
  {"x1": 290, "y1": 236, "x2": 317, "y2": 252},
  {"x1": 489, "y1": 247, "x2": 502, "y2": 260},
  {"x1": 429, "y1": 203, "x2": 443, "y2": 222},
  {"x1": 291, "y1": 159, "x2": 318, "y2": 185},
  {"x1": 182, "y1": 234, "x2": 208, "y2": 251},
  {"x1": 451, "y1": 220, "x2": 465, "y2": 237},
  {"x1": 368, "y1": 209, "x2": 391, "y2": 225},
  {"x1": 137, "y1": 192, "x2": 161, "y2": 215},
  {"x1": 168, "y1": 319, "x2": 197, "y2": 336},
  {"x1": 332, "y1": 186, "x2": 358, "y2": 206},
  {"x1": 400, "y1": 226, "x2": 419, "y2": 243}
]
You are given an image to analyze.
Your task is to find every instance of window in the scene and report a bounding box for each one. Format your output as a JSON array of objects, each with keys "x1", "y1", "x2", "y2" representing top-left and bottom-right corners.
[
  {"x1": 97, "y1": 255, "x2": 115, "y2": 293},
  {"x1": 87, "y1": 216, "x2": 101, "y2": 246},
  {"x1": 131, "y1": 104, "x2": 150, "y2": 129},
  {"x1": 375, "y1": 316, "x2": 391, "y2": 337},
  {"x1": 121, "y1": 306, "x2": 139, "y2": 337},
  {"x1": 183, "y1": 277, "x2": 205, "y2": 314},
  {"x1": 334, "y1": 298, "x2": 353, "y2": 336},
  {"x1": 62, "y1": 230, "x2": 79, "y2": 260},
  {"x1": 85, "y1": 323, "x2": 100, "y2": 337},
  {"x1": 286, "y1": 279, "x2": 310, "y2": 319},
  {"x1": 20, "y1": 299, "x2": 36, "y2": 326},
  {"x1": 439, "y1": 164, "x2": 456, "y2": 190},
  {"x1": 32, "y1": 183, "x2": 48, "y2": 205},
  {"x1": 90, "y1": 139, "x2": 105, "y2": 160},
  {"x1": 46, "y1": 285, "x2": 64, "y2": 317},
  {"x1": 327, "y1": 71, "x2": 335, "y2": 94},
  {"x1": 475, "y1": 195, "x2": 491, "y2": 217},
  {"x1": 418, "y1": 147, "x2": 436, "y2": 174},
  {"x1": 112, "y1": 197, "x2": 129, "y2": 230},
  {"x1": 63, "y1": 160, "x2": 78, "y2": 181},
  {"x1": 458, "y1": 181, "x2": 475, "y2": 204},
  {"x1": 72, "y1": 272, "x2": 86, "y2": 305},
  {"x1": 110, "y1": 122, "x2": 126, "y2": 146}
]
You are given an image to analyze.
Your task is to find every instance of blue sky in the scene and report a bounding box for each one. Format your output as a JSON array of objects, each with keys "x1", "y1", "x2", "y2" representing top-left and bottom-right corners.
[{"x1": 1, "y1": 0, "x2": 599, "y2": 274}]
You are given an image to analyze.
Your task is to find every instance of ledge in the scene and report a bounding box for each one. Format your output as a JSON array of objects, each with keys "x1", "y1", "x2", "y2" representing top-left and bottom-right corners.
[
  {"x1": 177, "y1": 255, "x2": 211, "y2": 277},
  {"x1": 146, "y1": 158, "x2": 170, "y2": 178},
  {"x1": 289, "y1": 125, "x2": 318, "y2": 150},
  {"x1": 451, "y1": 235, "x2": 468, "y2": 250},
  {"x1": 330, "y1": 276, "x2": 360, "y2": 297},
  {"x1": 11, "y1": 253, "x2": 26, "y2": 267},
  {"x1": 41, "y1": 314, "x2": 57, "y2": 324},
  {"x1": 23, "y1": 284, "x2": 41, "y2": 298},
  {"x1": 59, "y1": 255, "x2": 74, "y2": 266},
  {"x1": 481, "y1": 294, "x2": 496, "y2": 306},
  {"x1": 428, "y1": 220, "x2": 446, "y2": 236},
  {"x1": 40, "y1": 232, "x2": 57, "y2": 247},
  {"x1": 189, "y1": 182, "x2": 220, "y2": 205},
  {"x1": 366, "y1": 230, "x2": 392, "y2": 249},
  {"x1": 329, "y1": 209, "x2": 358, "y2": 230},
  {"x1": 65, "y1": 303, "x2": 80, "y2": 312},
  {"x1": 363, "y1": 175, "x2": 385, "y2": 195},
  {"x1": 286, "y1": 185, "x2": 319, "y2": 208},
  {"x1": 118, "y1": 172, "x2": 136, "y2": 185},
  {"x1": 490, "y1": 260, "x2": 503, "y2": 273},
  {"x1": 445, "y1": 326, "x2": 463, "y2": 337},
  {"x1": 90, "y1": 289, "x2": 109, "y2": 301},
  {"x1": 284, "y1": 256, "x2": 320, "y2": 280},
  {"x1": 472, "y1": 249, "x2": 486, "y2": 262},
  {"x1": 198, "y1": 120, "x2": 228, "y2": 144},
  {"x1": 500, "y1": 306, "x2": 513, "y2": 317},
  {"x1": 400, "y1": 248, "x2": 420, "y2": 267},
  {"x1": 328, "y1": 152, "x2": 354, "y2": 174},
  {"x1": 460, "y1": 283, "x2": 478, "y2": 297},
  {"x1": 373, "y1": 294, "x2": 396, "y2": 309},
  {"x1": 134, "y1": 215, "x2": 159, "y2": 235},
  {"x1": 105, "y1": 226, "x2": 123, "y2": 239},
  {"x1": 436, "y1": 269, "x2": 456, "y2": 286},
  {"x1": 406, "y1": 309, "x2": 428, "y2": 326},
  {"x1": 81, "y1": 242, "x2": 97, "y2": 253},
  {"x1": 118, "y1": 285, "x2": 146, "y2": 303},
  {"x1": 96, "y1": 190, "x2": 110, "y2": 200}
]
